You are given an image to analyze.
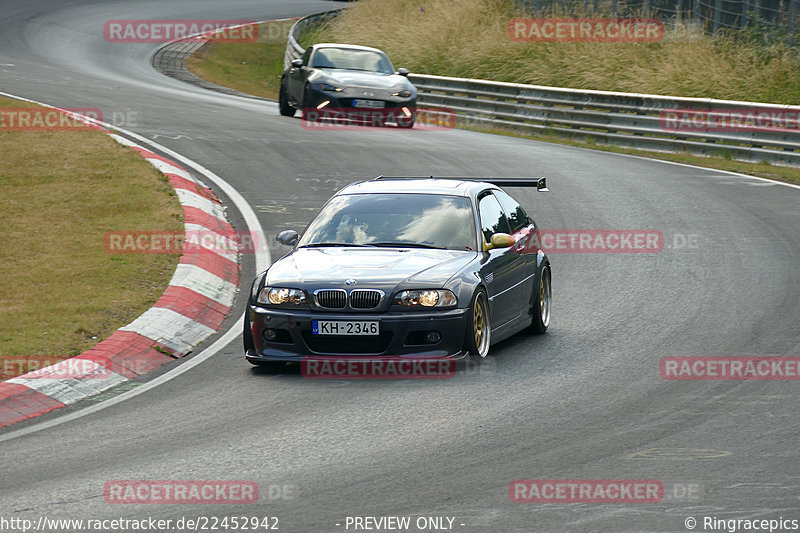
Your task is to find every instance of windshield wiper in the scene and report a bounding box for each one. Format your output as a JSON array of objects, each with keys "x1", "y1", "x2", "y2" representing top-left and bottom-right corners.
[
  {"x1": 371, "y1": 242, "x2": 446, "y2": 249},
  {"x1": 299, "y1": 242, "x2": 373, "y2": 248}
]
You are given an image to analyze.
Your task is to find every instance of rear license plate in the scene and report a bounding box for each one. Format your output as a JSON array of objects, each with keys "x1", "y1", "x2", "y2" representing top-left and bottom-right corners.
[
  {"x1": 312, "y1": 320, "x2": 379, "y2": 336},
  {"x1": 352, "y1": 99, "x2": 385, "y2": 109}
]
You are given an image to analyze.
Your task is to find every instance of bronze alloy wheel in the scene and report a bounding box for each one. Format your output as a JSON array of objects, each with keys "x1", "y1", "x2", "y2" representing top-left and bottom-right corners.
[
  {"x1": 539, "y1": 265, "x2": 551, "y2": 328},
  {"x1": 467, "y1": 290, "x2": 491, "y2": 357},
  {"x1": 530, "y1": 263, "x2": 551, "y2": 334}
]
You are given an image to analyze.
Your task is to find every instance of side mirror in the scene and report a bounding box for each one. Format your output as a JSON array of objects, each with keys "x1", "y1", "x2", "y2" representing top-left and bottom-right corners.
[
  {"x1": 290, "y1": 58, "x2": 303, "y2": 68},
  {"x1": 276, "y1": 229, "x2": 299, "y2": 246},
  {"x1": 484, "y1": 233, "x2": 515, "y2": 251},
  {"x1": 397, "y1": 68, "x2": 410, "y2": 77}
]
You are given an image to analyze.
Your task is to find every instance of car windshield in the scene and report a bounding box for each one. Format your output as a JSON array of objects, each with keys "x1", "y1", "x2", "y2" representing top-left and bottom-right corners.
[
  {"x1": 311, "y1": 48, "x2": 394, "y2": 74},
  {"x1": 298, "y1": 193, "x2": 476, "y2": 251}
]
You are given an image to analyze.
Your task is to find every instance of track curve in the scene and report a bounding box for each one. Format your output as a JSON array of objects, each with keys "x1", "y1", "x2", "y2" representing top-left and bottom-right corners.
[{"x1": 1, "y1": 1, "x2": 799, "y2": 531}]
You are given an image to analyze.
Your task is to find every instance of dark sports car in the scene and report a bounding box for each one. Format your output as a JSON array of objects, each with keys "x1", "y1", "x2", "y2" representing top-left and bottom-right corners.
[
  {"x1": 244, "y1": 176, "x2": 551, "y2": 365},
  {"x1": 244, "y1": 176, "x2": 552, "y2": 369},
  {"x1": 279, "y1": 43, "x2": 417, "y2": 128}
]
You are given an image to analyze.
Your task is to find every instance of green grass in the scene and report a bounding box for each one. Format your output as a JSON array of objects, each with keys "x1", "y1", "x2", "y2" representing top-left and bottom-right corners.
[
  {"x1": 320, "y1": 0, "x2": 800, "y2": 104},
  {"x1": 185, "y1": 20, "x2": 296, "y2": 99},
  {"x1": 0, "y1": 97, "x2": 182, "y2": 373}
]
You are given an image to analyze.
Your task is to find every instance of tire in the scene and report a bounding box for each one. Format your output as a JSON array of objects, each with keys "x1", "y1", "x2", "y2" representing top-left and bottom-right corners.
[
  {"x1": 464, "y1": 290, "x2": 491, "y2": 357},
  {"x1": 529, "y1": 263, "x2": 551, "y2": 334},
  {"x1": 397, "y1": 112, "x2": 415, "y2": 129},
  {"x1": 278, "y1": 81, "x2": 295, "y2": 117},
  {"x1": 301, "y1": 85, "x2": 314, "y2": 121}
]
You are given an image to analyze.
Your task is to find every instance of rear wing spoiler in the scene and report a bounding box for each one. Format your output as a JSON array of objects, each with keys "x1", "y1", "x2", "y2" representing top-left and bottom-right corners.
[{"x1": 372, "y1": 176, "x2": 549, "y2": 191}]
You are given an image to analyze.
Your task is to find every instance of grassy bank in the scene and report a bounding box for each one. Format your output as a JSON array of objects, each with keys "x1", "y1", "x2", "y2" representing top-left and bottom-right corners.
[
  {"x1": 0, "y1": 97, "x2": 182, "y2": 369},
  {"x1": 319, "y1": 0, "x2": 800, "y2": 104},
  {"x1": 185, "y1": 19, "x2": 296, "y2": 99}
]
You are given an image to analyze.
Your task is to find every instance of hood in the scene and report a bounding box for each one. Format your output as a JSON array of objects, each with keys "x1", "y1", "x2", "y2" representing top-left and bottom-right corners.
[
  {"x1": 266, "y1": 247, "x2": 474, "y2": 291},
  {"x1": 318, "y1": 69, "x2": 413, "y2": 91}
]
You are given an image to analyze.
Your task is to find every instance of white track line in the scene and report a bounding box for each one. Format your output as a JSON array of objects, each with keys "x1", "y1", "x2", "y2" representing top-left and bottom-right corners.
[
  {"x1": 0, "y1": 90, "x2": 270, "y2": 442},
  {"x1": 602, "y1": 149, "x2": 800, "y2": 190}
]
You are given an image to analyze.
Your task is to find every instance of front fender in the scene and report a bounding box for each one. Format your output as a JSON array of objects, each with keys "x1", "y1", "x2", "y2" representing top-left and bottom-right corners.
[{"x1": 444, "y1": 259, "x2": 484, "y2": 310}]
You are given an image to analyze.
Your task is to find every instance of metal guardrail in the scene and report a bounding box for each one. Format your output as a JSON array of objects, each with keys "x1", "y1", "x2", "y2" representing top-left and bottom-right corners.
[
  {"x1": 286, "y1": 9, "x2": 800, "y2": 167},
  {"x1": 284, "y1": 10, "x2": 341, "y2": 69},
  {"x1": 408, "y1": 74, "x2": 800, "y2": 166}
]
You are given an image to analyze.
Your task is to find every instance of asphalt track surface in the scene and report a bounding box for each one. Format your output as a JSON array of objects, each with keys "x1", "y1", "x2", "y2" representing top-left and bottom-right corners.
[{"x1": 1, "y1": 1, "x2": 799, "y2": 531}]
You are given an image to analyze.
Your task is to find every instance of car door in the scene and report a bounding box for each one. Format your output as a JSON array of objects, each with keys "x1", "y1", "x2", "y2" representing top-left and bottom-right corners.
[
  {"x1": 493, "y1": 188, "x2": 539, "y2": 313},
  {"x1": 288, "y1": 47, "x2": 313, "y2": 103},
  {"x1": 477, "y1": 191, "x2": 525, "y2": 328}
]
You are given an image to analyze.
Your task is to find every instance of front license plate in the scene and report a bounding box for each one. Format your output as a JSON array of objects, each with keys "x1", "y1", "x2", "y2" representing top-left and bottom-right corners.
[
  {"x1": 312, "y1": 320, "x2": 379, "y2": 336},
  {"x1": 352, "y1": 99, "x2": 385, "y2": 109}
]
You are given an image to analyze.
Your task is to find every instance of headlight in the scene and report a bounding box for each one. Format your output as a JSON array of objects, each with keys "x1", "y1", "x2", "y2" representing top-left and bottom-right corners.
[
  {"x1": 316, "y1": 83, "x2": 342, "y2": 92},
  {"x1": 392, "y1": 90, "x2": 412, "y2": 98},
  {"x1": 251, "y1": 273, "x2": 266, "y2": 302},
  {"x1": 394, "y1": 289, "x2": 457, "y2": 308},
  {"x1": 257, "y1": 287, "x2": 307, "y2": 306}
]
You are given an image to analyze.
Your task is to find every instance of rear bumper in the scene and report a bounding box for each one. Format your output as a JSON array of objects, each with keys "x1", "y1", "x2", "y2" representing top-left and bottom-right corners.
[{"x1": 245, "y1": 305, "x2": 469, "y2": 363}]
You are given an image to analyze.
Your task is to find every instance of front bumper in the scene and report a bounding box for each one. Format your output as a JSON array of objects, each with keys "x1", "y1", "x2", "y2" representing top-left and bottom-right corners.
[
  {"x1": 245, "y1": 305, "x2": 469, "y2": 363},
  {"x1": 304, "y1": 89, "x2": 416, "y2": 117}
]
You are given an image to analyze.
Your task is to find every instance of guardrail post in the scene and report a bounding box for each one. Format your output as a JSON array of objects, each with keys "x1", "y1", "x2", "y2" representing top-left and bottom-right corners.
[{"x1": 713, "y1": 0, "x2": 723, "y2": 31}]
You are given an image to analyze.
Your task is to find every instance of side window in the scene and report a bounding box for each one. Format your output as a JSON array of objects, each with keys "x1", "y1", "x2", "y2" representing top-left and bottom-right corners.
[
  {"x1": 478, "y1": 192, "x2": 511, "y2": 244},
  {"x1": 301, "y1": 48, "x2": 312, "y2": 66},
  {"x1": 493, "y1": 189, "x2": 531, "y2": 232},
  {"x1": 311, "y1": 49, "x2": 330, "y2": 67}
]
